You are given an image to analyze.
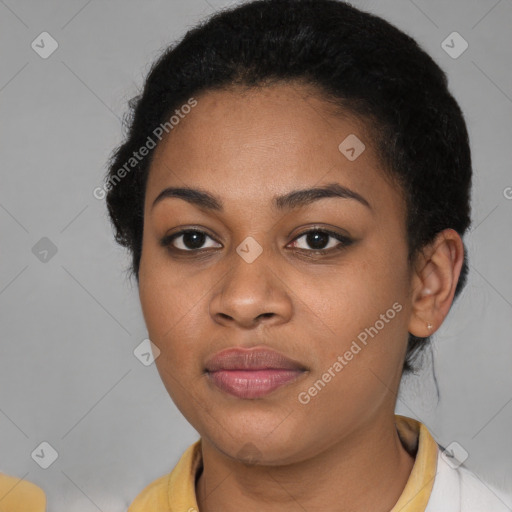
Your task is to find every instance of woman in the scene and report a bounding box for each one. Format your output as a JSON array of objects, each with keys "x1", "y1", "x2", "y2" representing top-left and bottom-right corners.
[{"x1": 104, "y1": 0, "x2": 512, "y2": 510}]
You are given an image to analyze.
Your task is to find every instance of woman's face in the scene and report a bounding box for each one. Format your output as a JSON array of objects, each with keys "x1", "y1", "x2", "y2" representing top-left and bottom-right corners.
[{"x1": 139, "y1": 82, "x2": 415, "y2": 464}]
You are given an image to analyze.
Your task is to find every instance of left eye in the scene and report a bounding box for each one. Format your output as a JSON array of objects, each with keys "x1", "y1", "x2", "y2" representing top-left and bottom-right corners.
[{"x1": 288, "y1": 229, "x2": 352, "y2": 253}]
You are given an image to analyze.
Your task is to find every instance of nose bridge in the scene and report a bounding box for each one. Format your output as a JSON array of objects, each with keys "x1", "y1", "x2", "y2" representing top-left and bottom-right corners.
[
  {"x1": 209, "y1": 236, "x2": 292, "y2": 327},
  {"x1": 224, "y1": 236, "x2": 273, "y2": 304}
]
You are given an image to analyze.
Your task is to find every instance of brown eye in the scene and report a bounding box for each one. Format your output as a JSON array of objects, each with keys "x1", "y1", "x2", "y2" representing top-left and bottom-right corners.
[
  {"x1": 288, "y1": 229, "x2": 353, "y2": 253},
  {"x1": 160, "y1": 229, "x2": 221, "y2": 251}
]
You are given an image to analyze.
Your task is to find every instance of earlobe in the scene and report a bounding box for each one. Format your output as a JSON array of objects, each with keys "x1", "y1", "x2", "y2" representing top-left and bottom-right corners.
[{"x1": 407, "y1": 229, "x2": 465, "y2": 338}]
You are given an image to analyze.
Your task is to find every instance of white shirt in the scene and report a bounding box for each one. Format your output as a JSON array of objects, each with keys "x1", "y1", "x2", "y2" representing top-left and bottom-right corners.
[{"x1": 426, "y1": 447, "x2": 512, "y2": 511}]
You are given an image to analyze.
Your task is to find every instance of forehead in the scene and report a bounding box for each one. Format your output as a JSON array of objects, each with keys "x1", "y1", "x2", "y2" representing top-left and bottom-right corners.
[{"x1": 146, "y1": 83, "x2": 404, "y2": 220}]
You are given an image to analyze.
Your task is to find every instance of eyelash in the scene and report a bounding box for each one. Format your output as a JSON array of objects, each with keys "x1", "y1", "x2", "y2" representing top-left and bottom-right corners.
[{"x1": 159, "y1": 227, "x2": 353, "y2": 256}]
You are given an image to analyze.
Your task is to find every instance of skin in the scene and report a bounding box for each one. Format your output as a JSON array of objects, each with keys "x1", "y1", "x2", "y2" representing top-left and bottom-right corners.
[{"x1": 138, "y1": 82, "x2": 464, "y2": 512}]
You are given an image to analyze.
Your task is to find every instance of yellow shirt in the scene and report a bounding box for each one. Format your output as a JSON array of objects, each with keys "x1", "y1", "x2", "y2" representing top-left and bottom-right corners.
[
  {"x1": 0, "y1": 473, "x2": 46, "y2": 511},
  {"x1": 128, "y1": 414, "x2": 438, "y2": 511}
]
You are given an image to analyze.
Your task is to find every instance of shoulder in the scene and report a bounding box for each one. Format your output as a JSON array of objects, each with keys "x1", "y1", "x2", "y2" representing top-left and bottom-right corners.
[
  {"x1": 458, "y1": 464, "x2": 512, "y2": 511},
  {"x1": 426, "y1": 448, "x2": 512, "y2": 512},
  {"x1": 0, "y1": 472, "x2": 46, "y2": 511},
  {"x1": 127, "y1": 440, "x2": 202, "y2": 512},
  {"x1": 127, "y1": 473, "x2": 171, "y2": 512}
]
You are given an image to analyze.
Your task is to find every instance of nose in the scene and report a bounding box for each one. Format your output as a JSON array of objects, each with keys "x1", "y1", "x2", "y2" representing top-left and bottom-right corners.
[{"x1": 208, "y1": 252, "x2": 293, "y2": 330}]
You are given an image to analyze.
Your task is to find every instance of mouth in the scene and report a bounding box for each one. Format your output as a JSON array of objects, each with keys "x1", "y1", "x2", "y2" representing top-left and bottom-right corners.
[{"x1": 205, "y1": 346, "x2": 308, "y2": 399}]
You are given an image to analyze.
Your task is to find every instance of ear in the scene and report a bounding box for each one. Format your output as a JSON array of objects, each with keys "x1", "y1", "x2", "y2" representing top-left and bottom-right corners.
[{"x1": 408, "y1": 228, "x2": 465, "y2": 337}]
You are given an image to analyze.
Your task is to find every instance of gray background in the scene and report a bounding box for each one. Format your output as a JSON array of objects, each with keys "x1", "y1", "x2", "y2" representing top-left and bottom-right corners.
[{"x1": 1, "y1": 0, "x2": 511, "y2": 510}]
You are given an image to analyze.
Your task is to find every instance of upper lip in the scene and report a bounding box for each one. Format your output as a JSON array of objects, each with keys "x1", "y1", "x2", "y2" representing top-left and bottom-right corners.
[{"x1": 205, "y1": 346, "x2": 307, "y2": 372}]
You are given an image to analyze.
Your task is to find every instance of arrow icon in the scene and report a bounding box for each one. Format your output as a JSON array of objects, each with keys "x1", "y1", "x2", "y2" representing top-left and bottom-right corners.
[
  {"x1": 338, "y1": 134, "x2": 365, "y2": 161},
  {"x1": 31, "y1": 441, "x2": 58, "y2": 468},
  {"x1": 134, "y1": 339, "x2": 160, "y2": 366},
  {"x1": 236, "y1": 237, "x2": 263, "y2": 263},
  {"x1": 31, "y1": 32, "x2": 59, "y2": 59},
  {"x1": 32, "y1": 237, "x2": 58, "y2": 262},
  {"x1": 441, "y1": 441, "x2": 468, "y2": 469},
  {"x1": 237, "y1": 442, "x2": 263, "y2": 464},
  {"x1": 441, "y1": 32, "x2": 468, "y2": 59}
]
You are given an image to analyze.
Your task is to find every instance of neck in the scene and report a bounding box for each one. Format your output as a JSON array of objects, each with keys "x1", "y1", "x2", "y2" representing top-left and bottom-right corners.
[{"x1": 196, "y1": 413, "x2": 415, "y2": 512}]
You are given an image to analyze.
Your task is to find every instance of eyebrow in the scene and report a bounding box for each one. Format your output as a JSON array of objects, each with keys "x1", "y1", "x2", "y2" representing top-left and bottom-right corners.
[{"x1": 151, "y1": 182, "x2": 372, "y2": 212}]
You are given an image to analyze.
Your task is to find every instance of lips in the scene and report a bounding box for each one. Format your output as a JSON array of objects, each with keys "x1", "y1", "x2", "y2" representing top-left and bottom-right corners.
[
  {"x1": 205, "y1": 346, "x2": 307, "y2": 399},
  {"x1": 205, "y1": 346, "x2": 306, "y2": 372}
]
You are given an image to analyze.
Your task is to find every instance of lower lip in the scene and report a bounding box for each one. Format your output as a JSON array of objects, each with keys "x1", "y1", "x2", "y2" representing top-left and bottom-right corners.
[{"x1": 207, "y1": 369, "x2": 305, "y2": 399}]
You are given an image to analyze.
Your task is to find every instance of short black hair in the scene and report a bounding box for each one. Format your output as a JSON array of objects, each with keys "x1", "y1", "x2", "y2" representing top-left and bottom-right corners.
[{"x1": 104, "y1": 0, "x2": 472, "y2": 374}]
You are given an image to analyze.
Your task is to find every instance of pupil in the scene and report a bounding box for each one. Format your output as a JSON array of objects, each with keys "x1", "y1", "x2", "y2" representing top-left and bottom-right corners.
[
  {"x1": 307, "y1": 231, "x2": 328, "y2": 249},
  {"x1": 184, "y1": 231, "x2": 205, "y2": 249}
]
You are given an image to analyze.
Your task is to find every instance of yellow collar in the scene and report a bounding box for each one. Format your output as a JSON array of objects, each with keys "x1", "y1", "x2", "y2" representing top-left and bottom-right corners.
[
  {"x1": 0, "y1": 473, "x2": 46, "y2": 511},
  {"x1": 391, "y1": 415, "x2": 438, "y2": 511},
  {"x1": 128, "y1": 414, "x2": 439, "y2": 512}
]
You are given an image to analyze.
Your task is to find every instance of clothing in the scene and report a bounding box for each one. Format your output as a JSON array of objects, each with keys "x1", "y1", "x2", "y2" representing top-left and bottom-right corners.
[
  {"x1": 0, "y1": 473, "x2": 46, "y2": 511},
  {"x1": 128, "y1": 415, "x2": 512, "y2": 511}
]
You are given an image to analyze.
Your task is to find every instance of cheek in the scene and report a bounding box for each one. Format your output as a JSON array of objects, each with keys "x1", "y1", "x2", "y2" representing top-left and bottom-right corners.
[
  {"x1": 139, "y1": 233, "x2": 194, "y2": 329},
  {"x1": 138, "y1": 260, "x2": 211, "y2": 420},
  {"x1": 308, "y1": 242, "x2": 410, "y2": 382},
  {"x1": 138, "y1": 245, "x2": 207, "y2": 374},
  {"x1": 296, "y1": 275, "x2": 408, "y2": 433}
]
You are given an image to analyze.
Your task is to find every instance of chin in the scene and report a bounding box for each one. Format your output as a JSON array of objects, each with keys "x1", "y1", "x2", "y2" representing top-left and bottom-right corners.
[{"x1": 200, "y1": 413, "x2": 315, "y2": 466}]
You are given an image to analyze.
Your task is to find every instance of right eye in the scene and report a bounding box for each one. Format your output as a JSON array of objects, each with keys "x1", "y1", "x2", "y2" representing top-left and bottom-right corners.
[{"x1": 160, "y1": 229, "x2": 222, "y2": 252}]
